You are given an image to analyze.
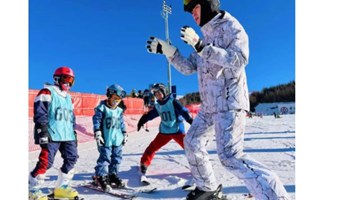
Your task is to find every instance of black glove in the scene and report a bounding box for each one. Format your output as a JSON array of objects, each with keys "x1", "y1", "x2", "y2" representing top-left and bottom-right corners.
[
  {"x1": 137, "y1": 122, "x2": 143, "y2": 132},
  {"x1": 34, "y1": 124, "x2": 49, "y2": 145},
  {"x1": 187, "y1": 118, "x2": 193, "y2": 125},
  {"x1": 137, "y1": 115, "x2": 147, "y2": 132},
  {"x1": 74, "y1": 130, "x2": 78, "y2": 147}
]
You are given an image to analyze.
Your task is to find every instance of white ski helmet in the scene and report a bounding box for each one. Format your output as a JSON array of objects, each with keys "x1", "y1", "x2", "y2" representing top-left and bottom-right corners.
[{"x1": 151, "y1": 83, "x2": 167, "y2": 97}]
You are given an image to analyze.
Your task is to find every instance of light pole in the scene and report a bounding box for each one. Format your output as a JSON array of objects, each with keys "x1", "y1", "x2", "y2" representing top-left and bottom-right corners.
[{"x1": 161, "y1": 0, "x2": 172, "y2": 93}]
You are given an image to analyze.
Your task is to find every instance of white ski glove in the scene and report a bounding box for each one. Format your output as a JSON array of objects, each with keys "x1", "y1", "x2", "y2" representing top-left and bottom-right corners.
[
  {"x1": 180, "y1": 26, "x2": 204, "y2": 53},
  {"x1": 94, "y1": 131, "x2": 104, "y2": 146},
  {"x1": 146, "y1": 37, "x2": 177, "y2": 58}
]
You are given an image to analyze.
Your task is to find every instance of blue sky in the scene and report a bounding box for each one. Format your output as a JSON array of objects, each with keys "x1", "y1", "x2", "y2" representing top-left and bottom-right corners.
[{"x1": 29, "y1": 0, "x2": 295, "y2": 95}]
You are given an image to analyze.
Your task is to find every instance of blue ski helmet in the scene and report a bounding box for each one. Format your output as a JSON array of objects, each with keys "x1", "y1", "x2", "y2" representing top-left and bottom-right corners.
[{"x1": 106, "y1": 84, "x2": 126, "y2": 98}]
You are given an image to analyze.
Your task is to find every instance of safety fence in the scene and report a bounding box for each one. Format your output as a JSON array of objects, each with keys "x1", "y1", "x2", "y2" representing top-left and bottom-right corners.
[{"x1": 29, "y1": 90, "x2": 145, "y2": 117}]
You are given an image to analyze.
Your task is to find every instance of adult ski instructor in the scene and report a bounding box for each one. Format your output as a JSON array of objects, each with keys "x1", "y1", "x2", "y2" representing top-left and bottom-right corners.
[{"x1": 146, "y1": 0, "x2": 290, "y2": 199}]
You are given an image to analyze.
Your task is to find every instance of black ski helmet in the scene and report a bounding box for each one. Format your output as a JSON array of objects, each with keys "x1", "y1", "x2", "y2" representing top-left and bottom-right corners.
[{"x1": 183, "y1": 0, "x2": 220, "y2": 27}]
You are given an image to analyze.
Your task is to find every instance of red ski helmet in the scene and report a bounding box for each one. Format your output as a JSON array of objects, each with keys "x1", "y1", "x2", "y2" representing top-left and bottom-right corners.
[{"x1": 53, "y1": 66, "x2": 75, "y2": 87}]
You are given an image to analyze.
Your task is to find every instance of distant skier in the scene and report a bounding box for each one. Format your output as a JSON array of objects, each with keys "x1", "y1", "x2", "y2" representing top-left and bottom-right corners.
[
  {"x1": 131, "y1": 89, "x2": 137, "y2": 98},
  {"x1": 29, "y1": 66, "x2": 79, "y2": 200},
  {"x1": 137, "y1": 89, "x2": 143, "y2": 98},
  {"x1": 92, "y1": 84, "x2": 128, "y2": 191},
  {"x1": 143, "y1": 89, "x2": 151, "y2": 107},
  {"x1": 146, "y1": 0, "x2": 290, "y2": 199},
  {"x1": 137, "y1": 83, "x2": 193, "y2": 178}
]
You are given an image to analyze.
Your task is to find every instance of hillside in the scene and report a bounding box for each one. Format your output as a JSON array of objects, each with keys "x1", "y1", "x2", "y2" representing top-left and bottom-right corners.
[{"x1": 179, "y1": 81, "x2": 295, "y2": 112}]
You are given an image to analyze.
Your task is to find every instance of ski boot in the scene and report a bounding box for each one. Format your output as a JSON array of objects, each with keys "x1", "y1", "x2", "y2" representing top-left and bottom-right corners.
[
  {"x1": 93, "y1": 175, "x2": 112, "y2": 191},
  {"x1": 140, "y1": 164, "x2": 148, "y2": 175},
  {"x1": 108, "y1": 173, "x2": 125, "y2": 188},
  {"x1": 53, "y1": 169, "x2": 80, "y2": 199},
  {"x1": 29, "y1": 173, "x2": 48, "y2": 200},
  {"x1": 186, "y1": 184, "x2": 224, "y2": 200},
  {"x1": 139, "y1": 164, "x2": 150, "y2": 185},
  {"x1": 29, "y1": 189, "x2": 48, "y2": 200},
  {"x1": 53, "y1": 185, "x2": 79, "y2": 199}
]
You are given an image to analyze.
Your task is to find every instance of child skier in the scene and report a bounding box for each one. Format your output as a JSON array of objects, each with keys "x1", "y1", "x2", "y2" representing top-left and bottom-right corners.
[
  {"x1": 29, "y1": 66, "x2": 79, "y2": 200},
  {"x1": 92, "y1": 84, "x2": 128, "y2": 191},
  {"x1": 137, "y1": 83, "x2": 193, "y2": 176}
]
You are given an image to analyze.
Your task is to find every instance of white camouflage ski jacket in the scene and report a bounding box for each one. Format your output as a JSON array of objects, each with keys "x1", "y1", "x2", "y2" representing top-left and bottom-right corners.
[{"x1": 169, "y1": 11, "x2": 250, "y2": 113}]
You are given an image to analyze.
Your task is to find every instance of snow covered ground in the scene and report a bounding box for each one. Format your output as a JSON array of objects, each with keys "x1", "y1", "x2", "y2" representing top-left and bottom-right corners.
[{"x1": 28, "y1": 114, "x2": 295, "y2": 200}]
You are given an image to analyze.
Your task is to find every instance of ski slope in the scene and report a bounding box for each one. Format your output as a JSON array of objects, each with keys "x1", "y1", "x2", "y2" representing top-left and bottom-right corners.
[{"x1": 28, "y1": 114, "x2": 295, "y2": 200}]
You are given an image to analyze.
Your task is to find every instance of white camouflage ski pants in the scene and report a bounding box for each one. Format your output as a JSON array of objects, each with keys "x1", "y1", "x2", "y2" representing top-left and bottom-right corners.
[{"x1": 184, "y1": 109, "x2": 290, "y2": 200}]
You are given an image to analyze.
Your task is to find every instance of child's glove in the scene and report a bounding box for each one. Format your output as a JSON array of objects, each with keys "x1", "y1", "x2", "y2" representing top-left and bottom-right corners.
[
  {"x1": 137, "y1": 122, "x2": 143, "y2": 132},
  {"x1": 94, "y1": 130, "x2": 104, "y2": 146},
  {"x1": 122, "y1": 133, "x2": 128, "y2": 146},
  {"x1": 74, "y1": 130, "x2": 78, "y2": 147},
  {"x1": 36, "y1": 125, "x2": 49, "y2": 145},
  {"x1": 137, "y1": 115, "x2": 147, "y2": 132}
]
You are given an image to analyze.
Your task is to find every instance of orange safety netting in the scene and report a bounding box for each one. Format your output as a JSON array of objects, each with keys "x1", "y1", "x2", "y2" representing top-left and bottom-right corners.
[
  {"x1": 29, "y1": 90, "x2": 148, "y2": 152},
  {"x1": 29, "y1": 90, "x2": 145, "y2": 117}
]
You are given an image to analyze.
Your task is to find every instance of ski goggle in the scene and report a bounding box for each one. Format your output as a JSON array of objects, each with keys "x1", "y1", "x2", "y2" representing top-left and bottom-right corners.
[
  {"x1": 110, "y1": 96, "x2": 122, "y2": 102},
  {"x1": 183, "y1": 0, "x2": 197, "y2": 12},
  {"x1": 107, "y1": 89, "x2": 126, "y2": 98},
  {"x1": 60, "y1": 75, "x2": 75, "y2": 86},
  {"x1": 184, "y1": 0, "x2": 194, "y2": 5}
]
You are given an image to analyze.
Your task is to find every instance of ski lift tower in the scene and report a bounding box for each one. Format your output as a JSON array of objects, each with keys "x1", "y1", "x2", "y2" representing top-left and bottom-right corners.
[{"x1": 161, "y1": 0, "x2": 172, "y2": 93}]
